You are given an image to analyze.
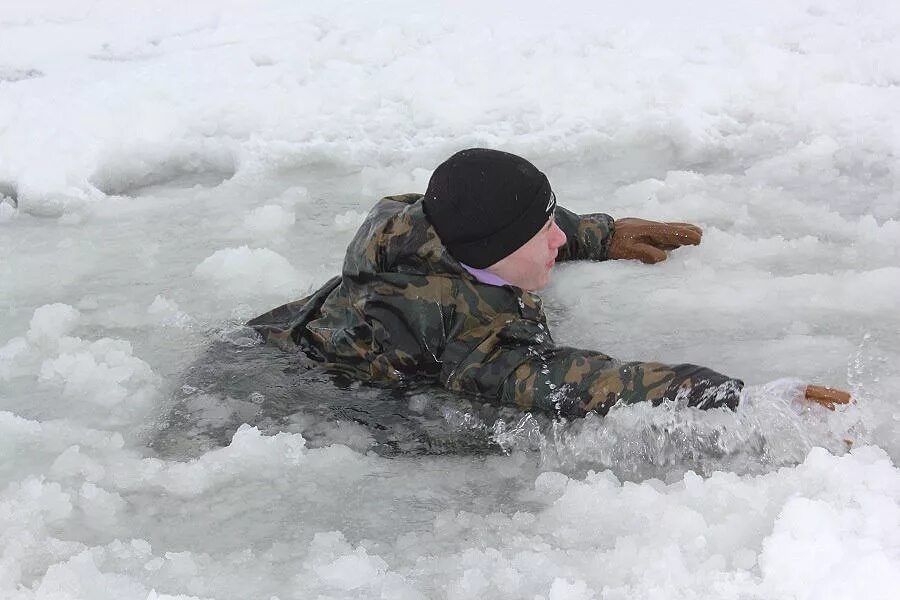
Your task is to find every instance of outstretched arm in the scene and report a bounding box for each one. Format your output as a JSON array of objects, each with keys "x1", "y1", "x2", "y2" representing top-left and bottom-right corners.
[
  {"x1": 445, "y1": 336, "x2": 850, "y2": 417},
  {"x1": 555, "y1": 206, "x2": 703, "y2": 264},
  {"x1": 438, "y1": 307, "x2": 744, "y2": 418},
  {"x1": 500, "y1": 347, "x2": 744, "y2": 418},
  {"x1": 554, "y1": 206, "x2": 615, "y2": 262}
]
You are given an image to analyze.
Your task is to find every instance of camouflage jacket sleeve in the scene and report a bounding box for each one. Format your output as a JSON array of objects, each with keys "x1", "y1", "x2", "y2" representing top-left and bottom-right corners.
[
  {"x1": 438, "y1": 289, "x2": 743, "y2": 417},
  {"x1": 499, "y1": 348, "x2": 744, "y2": 418},
  {"x1": 554, "y1": 205, "x2": 615, "y2": 262}
]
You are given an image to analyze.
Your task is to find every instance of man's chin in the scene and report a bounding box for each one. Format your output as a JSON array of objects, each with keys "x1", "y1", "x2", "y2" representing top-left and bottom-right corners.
[{"x1": 530, "y1": 274, "x2": 551, "y2": 291}]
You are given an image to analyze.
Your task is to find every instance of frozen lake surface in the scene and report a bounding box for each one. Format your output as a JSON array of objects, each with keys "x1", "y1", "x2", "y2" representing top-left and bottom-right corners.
[{"x1": 1, "y1": 1, "x2": 898, "y2": 598}]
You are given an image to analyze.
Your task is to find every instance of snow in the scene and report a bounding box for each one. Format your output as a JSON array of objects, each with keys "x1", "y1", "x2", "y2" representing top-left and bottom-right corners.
[
  {"x1": 193, "y1": 246, "x2": 304, "y2": 298},
  {"x1": 240, "y1": 204, "x2": 296, "y2": 238},
  {"x1": 1, "y1": 0, "x2": 898, "y2": 598},
  {"x1": 26, "y1": 304, "x2": 80, "y2": 350}
]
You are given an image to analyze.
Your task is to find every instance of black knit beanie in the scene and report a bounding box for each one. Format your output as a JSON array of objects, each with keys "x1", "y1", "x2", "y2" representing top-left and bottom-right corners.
[{"x1": 422, "y1": 148, "x2": 557, "y2": 269}]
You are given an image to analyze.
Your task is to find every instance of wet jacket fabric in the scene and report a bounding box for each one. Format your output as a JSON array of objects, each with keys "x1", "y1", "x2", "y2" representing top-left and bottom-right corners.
[{"x1": 248, "y1": 194, "x2": 742, "y2": 418}]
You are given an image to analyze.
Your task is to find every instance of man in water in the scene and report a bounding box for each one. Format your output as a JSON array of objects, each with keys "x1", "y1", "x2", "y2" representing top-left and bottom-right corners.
[{"x1": 249, "y1": 148, "x2": 849, "y2": 417}]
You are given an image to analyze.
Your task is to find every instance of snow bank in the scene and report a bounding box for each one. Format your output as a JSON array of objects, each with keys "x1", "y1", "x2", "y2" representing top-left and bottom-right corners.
[{"x1": 3, "y1": 1, "x2": 897, "y2": 219}]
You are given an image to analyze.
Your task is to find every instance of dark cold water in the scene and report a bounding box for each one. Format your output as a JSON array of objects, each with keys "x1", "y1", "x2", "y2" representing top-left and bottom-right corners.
[{"x1": 150, "y1": 331, "x2": 522, "y2": 459}]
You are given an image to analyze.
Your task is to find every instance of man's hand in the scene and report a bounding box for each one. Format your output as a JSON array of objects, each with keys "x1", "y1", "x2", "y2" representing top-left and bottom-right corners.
[
  {"x1": 804, "y1": 385, "x2": 852, "y2": 410},
  {"x1": 608, "y1": 218, "x2": 703, "y2": 263}
]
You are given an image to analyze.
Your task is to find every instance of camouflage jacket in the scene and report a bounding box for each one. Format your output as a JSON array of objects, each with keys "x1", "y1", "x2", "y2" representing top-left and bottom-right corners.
[{"x1": 249, "y1": 194, "x2": 742, "y2": 418}]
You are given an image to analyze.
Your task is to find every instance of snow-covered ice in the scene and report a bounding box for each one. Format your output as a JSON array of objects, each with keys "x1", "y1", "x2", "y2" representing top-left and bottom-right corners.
[{"x1": 1, "y1": 1, "x2": 898, "y2": 598}]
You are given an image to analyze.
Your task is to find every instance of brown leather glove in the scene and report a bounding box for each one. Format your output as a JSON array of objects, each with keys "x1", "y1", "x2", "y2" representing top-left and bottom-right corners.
[
  {"x1": 804, "y1": 385, "x2": 852, "y2": 410},
  {"x1": 608, "y1": 218, "x2": 703, "y2": 263}
]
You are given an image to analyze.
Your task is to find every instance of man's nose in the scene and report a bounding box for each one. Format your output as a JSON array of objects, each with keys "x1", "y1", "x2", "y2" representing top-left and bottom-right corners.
[{"x1": 550, "y1": 222, "x2": 567, "y2": 248}]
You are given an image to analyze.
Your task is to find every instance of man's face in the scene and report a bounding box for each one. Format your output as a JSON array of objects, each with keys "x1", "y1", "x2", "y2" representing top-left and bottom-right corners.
[{"x1": 487, "y1": 216, "x2": 567, "y2": 290}]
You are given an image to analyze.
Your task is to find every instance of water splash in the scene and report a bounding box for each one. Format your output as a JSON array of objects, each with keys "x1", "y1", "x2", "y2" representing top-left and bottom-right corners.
[{"x1": 491, "y1": 378, "x2": 868, "y2": 481}]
